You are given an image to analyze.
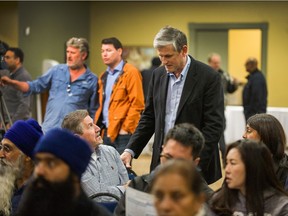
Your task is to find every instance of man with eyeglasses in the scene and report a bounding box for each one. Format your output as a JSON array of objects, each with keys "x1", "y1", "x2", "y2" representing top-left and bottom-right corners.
[
  {"x1": 114, "y1": 123, "x2": 214, "y2": 216},
  {"x1": 0, "y1": 118, "x2": 43, "y2": 216},
  {"x1": 0, "y1": 38, "x2": 98, "y2": 133},
  {"x1": 0, "y1": 47, "x2": 32, "y2": 129}
]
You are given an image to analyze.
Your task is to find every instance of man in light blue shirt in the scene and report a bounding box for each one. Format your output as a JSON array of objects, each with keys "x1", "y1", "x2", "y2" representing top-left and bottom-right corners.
[{"x1": 1, "y1": 37, "x2": 98, "y2": 133}]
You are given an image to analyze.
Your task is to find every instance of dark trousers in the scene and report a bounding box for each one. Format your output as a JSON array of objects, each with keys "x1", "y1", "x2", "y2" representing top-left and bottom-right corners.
[
  {"x1": 103, "y1": 131, "x2": 131, "y2": 155},
  {"x1": 219, "y1": 133, "x2": 226, "y2": 163}
]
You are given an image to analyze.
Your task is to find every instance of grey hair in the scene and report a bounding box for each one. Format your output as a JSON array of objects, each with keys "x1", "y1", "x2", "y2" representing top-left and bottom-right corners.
[
  {"x1": 66, "y1": 37, "x2": 89, "y2": 60},
  {"x1": 61, "y1": 110, "x2": 89, "y2": 135},
  {"x1": 153, "y1": 26, "x2": 187, "y2": 53}
]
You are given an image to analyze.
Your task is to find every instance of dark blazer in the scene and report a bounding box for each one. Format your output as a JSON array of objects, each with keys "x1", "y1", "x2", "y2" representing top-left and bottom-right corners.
[{"x1": 126, "y1": 56, "x2": 224, "y2": 184}]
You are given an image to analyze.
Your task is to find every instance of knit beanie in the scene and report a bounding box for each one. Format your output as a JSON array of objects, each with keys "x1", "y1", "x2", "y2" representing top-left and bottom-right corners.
[
  {"x1": 4, "y1": 118, "x2": 43, "y2": 158},
  {"x1": 34, "y1": 128, "x2": 92, "y2": 178}
]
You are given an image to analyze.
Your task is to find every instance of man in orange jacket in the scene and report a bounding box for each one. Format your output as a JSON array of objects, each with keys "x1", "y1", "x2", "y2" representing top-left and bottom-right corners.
[{"x1": 94, "y1": 37, "x2": 144, "y2": 154}]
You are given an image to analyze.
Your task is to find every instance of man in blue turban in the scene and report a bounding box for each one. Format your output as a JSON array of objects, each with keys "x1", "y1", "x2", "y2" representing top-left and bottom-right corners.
[
  {"x1": 0, "y1": 118, "x2": 43, "y2": 216},
  {"x1": 16, "y1": 128, "x2": 111, "y2": 216}
]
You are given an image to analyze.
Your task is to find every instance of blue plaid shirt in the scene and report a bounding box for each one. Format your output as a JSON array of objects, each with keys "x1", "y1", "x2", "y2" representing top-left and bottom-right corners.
[{"x1": 81, "y1": 144, "x2": 129, "y2": 202}]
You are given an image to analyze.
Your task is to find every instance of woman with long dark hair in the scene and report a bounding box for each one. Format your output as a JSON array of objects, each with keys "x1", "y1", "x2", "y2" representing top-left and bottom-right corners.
[
  {"x1": 243, "y1": 113, "x2": 288, "y2": 189},
  {"x1": 210, "y1": 140, "x2": 288, "y2": 216}
]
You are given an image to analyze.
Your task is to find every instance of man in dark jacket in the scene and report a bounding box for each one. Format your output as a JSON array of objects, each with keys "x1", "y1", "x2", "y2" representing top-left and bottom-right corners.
[
  {"x1": 114, "y1": 123, "x2": 214, "y2": 216},
  {"x1": 242, "y1": 57, "x2": 268, "y2": 121},
  {"x1": 121, "y1": 26, "x2": 224, "y2": 185}
]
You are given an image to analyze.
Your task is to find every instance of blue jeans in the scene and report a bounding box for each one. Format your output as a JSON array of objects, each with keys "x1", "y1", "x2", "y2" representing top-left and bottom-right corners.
[{"x1": 103, "y1": 132, "x2": 131, "y2": 155}]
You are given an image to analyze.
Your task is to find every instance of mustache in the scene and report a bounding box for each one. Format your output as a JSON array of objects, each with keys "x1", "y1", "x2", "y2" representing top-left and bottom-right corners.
[
  {"x1": 31, "y1": 176, "x2": 54, "y2": 190},
  {"x1": 0, "y1": 158, "x2": 11, "y2": 166}
]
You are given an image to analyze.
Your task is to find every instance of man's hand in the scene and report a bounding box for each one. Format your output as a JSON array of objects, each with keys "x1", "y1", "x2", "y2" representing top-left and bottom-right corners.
[
  {"x1": 1, "y1": 76, "x2": 13, "y2": 86},
  {"x1": 0, "y1": 77, "x2": 29, "y2": 92},
  {"x1": 123, "y1": 180, "x2": 131, "y2": 189},
  {"x1": 121, "y1": 151, "x2": 132, "y2": 169}
]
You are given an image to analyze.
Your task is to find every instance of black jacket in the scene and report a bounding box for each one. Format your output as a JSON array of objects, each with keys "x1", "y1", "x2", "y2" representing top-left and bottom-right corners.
[
  {"x1": 126, "y1": 56, "x2": 224, "y2": 184},
  {"x1": 242, "y1": 69, "x2": 268, "y2": 121}
]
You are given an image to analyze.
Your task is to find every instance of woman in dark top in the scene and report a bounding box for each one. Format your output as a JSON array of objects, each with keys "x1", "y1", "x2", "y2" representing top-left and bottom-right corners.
[{"x1": 243, "y1": 113, "x2": 288, "y2": 190}]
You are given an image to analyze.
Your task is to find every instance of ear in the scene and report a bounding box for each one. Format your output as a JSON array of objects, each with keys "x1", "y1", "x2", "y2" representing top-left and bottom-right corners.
[
  {"x1": 15, "y1": 56, "x2": 21, "y2": 64},
  {"x1": 81, "y1": 52, "x2": 88, "y2": 60},
  {"x1": 193, "y1": 157, "x2": 200, "y2": 166},
  {"x1": 182, "y1": 45, "x2": 188, "y2": 55},
  {"x1": 118, "y1": 48, "x2": 123, "y2": 56},
  {"x1": 25, "y1": 155, "x2": 31, "y2": 162}
]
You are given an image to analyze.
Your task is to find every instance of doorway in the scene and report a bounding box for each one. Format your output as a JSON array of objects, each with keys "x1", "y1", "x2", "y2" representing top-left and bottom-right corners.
[{"x1": 189, "y1": 22, "x2": 268, "y2": 105}]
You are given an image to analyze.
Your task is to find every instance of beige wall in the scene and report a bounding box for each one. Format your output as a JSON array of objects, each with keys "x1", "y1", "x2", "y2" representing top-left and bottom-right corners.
[
  {"x1": 90, "y1": 1, "x2": 288, "y2": 107},
  {"x1": 1, "y1": 2, "x2": 288, "y2": 107},
  {"x1": 0, "y1": 2, "x2": 18, "y2": 46}
]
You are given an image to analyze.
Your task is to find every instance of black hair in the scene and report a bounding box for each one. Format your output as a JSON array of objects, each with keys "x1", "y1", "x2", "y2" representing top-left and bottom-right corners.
[
  {"x1": 164, "y1": 123, "x2": 205, "y2": 159},
  {"x1": 6, "y1": 47, "x2": 24, "y2": 63},
  {"x1": 101, "y1": 37, "x2": 123, "y2": 50}
]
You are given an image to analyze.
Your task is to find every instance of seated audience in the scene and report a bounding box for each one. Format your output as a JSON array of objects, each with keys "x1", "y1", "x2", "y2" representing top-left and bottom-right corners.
[
  {"x1": 210, "y1": 140, "x2": 288, "y2": 215},
  {"x1": 151, "y1": 159, "x2": 215, "y2": 216},
  {"x1": 61, "y1": 110, "x2": 129, "y2": 201},
  {"x1": 15, "y1": 128, "x2": 111, "y2": 216},
  {"x1": 243, "y1": 113, "x2": 288, "y2": 190},
  {"x1": 114, "y1": 123, "x2": 213, "y2": 216},
  {"x1": 0, "y1": 119, "x2": 43, "y2": 216}
]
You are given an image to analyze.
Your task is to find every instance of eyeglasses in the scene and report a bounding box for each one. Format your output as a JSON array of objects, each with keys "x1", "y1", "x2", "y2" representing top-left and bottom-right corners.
[
  {"x1": 0, "y1": 143, "x2": 12, "y2": 154},
  {"x1": 160, "y1": 153, "x2": 174, "y2": 160}
]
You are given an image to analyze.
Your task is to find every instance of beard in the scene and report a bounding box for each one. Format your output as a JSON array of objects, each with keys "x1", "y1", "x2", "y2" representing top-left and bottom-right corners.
[
  {"x1": 16, "y1": 172, "x2": 76, "y2": 216},
  {"x1": 0, "y1": 155, "x2": 24, "y2": 216}
]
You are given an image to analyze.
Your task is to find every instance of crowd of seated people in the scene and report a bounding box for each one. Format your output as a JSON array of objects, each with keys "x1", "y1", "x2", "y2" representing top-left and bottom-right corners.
[{"x1": 2, "y1": 110, "x2": 288, "y2": 216}]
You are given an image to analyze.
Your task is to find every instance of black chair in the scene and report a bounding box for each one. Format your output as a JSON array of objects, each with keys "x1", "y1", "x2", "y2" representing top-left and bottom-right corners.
[{"x1": 90, "y1": 192, "x2": 120, "y2": 213}]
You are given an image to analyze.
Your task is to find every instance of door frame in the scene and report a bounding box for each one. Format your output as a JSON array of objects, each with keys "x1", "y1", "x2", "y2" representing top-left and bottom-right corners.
[{"x1": 188, "y1": 23, "x2": 268, "y2": 75}]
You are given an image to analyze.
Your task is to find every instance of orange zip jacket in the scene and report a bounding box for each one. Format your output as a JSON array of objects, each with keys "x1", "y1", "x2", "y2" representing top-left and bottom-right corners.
[{"x1": 94, "y1": 63, "x2": 145, "y2": 142}]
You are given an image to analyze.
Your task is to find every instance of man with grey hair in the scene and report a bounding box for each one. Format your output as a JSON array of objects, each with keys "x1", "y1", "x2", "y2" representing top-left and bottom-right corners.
[
  {"x1": 121, "y1": 26, "x2": 224, "y2": 184},
  {"x1": 1, "y1": 37, "x2": 98, "y2": 133},
  {"x1": 62, "y1": 109, "x2": 129, "y2": 202}
]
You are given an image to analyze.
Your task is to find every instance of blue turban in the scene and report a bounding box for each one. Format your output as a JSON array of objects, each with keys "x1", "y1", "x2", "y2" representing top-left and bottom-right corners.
[
  {"x1": 4, "y1": 118, "x2": 43, "y2": 158},
  {"x1": 34, "y1": 128, "x2": 92, "y2": 178}
]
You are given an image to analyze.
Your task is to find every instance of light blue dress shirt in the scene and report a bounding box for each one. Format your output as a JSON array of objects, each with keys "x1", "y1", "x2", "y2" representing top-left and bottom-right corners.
[
  {"x1": 102, "y1": 60, "x2": 125, "y2": 127},
  {"x1": 26, "y1": 64, "x2": 98, "y2": 133},
  {"x1": 164, "y1": 56, "x2": 191, "y2": 134}
]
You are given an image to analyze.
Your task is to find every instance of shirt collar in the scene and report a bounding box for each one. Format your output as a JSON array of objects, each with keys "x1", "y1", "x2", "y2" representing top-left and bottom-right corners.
[
  {"x1": 107, "y1": 60, "x2": 124, "y2": 74},
  {"x1": 168, "y1": 55, "x2": 191, "y2": 80}
]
